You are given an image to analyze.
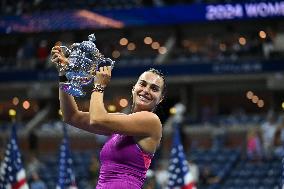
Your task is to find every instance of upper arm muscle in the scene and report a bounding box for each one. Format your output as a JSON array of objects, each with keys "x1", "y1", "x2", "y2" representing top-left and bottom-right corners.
[
  {"x1": 91, "y1": 111, "x2": 162, "y2": 138},
  {"x1": 68, "y1": 111, "x2": 110, "y2": 135}
]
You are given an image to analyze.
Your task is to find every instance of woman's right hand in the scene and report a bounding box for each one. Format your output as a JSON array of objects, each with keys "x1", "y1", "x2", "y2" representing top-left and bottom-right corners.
[{"x1": 51, "y1": 46, "x2": 69, "y2": 75}]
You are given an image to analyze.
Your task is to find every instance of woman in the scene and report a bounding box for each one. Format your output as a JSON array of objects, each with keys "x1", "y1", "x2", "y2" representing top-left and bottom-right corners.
[{"x1": 51, "y1": 46, "x2": 165, "y2": 188}]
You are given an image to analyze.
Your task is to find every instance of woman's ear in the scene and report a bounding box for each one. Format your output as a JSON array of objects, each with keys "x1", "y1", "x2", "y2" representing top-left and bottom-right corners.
[{"x1": 132, "y1": 86, "x2": 135, "y2": 92}]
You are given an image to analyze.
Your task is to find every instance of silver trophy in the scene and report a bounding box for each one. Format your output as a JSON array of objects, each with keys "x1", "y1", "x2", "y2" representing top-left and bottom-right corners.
[{"x1": 58, "y1": 34, "x2": 115, "y2": 97}]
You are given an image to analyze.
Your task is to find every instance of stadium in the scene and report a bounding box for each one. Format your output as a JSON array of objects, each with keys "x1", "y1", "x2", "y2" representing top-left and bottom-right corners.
[{"x1": 0, "y1": 0, "x2": 284, "y2": 188}]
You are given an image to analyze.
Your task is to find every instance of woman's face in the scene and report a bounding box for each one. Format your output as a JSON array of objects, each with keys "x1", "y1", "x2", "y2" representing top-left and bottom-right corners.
[{"x1": 132, "y1": 71, "x2": 164, "y2": 112}]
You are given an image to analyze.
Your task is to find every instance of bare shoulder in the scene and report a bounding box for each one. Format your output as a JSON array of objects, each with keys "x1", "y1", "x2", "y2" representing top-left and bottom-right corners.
[
  {"x1": 110, "y1": 112, "x2": 126, "y2": 115},
  {"x1": 132, "y1": 111, "x2": 161, "y2": 122},
  {"x1": 89, "y1": 111, "x2": 162, "y2": 138},
  {"x1": 132, "y1": 111, "x2": 162, "y2": 137}
]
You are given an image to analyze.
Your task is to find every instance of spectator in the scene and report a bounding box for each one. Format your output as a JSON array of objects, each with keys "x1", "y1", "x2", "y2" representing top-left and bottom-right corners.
[
  {"x1": 29, "y1": 172, "x2": 47, "y2": 189},
  {"x1": 199, "y1": 165, "x2": 220, "y2": 187},
  {"x1": 273, "y1": 115, "x2": 284, "y2": 158},
  {"x1": 143, "y1": 169, "x2": 159, "y2": 189},
  {"x1": 246, "y1": 127, "x2": 263, "y2": 161},
  {"x1": 36, "y1": 40, "x2": 49, "y2": 69},
  {"x1": 188, "y1": 158, "x2": 199, "y2": 184},
  {"x1": 262, "y1": 28, "x2": 275, "y2": 59},
  {"x1": 260, "y1": 111, "x2": 277, "y2": 159},
  {"x1": 26, "y1": 153, "x2": 44, "y2": 180},
  {"x1": 155, "y1": 161, "x2": 168, "y2": 188}
]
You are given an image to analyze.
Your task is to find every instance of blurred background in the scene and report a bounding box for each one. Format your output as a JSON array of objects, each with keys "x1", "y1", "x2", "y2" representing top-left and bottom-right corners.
[{"x1": 0, "y1": 0, "x2": 284, "y2": 188}]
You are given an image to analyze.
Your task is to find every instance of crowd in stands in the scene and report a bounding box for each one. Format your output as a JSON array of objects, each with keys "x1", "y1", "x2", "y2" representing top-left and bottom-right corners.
[
  {"x1": 247, "y1": 112, "x2": 284, "y2": 161},
  {"x1": 11, "y1": 147, "x2": 278, "y2": 189},
  {"x1": 0, "y1": 107, "x2": 283, "y2": 188},
  {"x1": 174, "y1": 28, "x2": 284, "y2": 63},
  {"x1": 0, "y1": 0, "x2": 144, "y2": 16},
  {"x1": 0, "y1": 26, "x2": 283, "y2": 71}
]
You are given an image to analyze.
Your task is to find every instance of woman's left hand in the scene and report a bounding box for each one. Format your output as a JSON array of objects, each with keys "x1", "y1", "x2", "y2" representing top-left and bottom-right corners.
[{"x1": 94, "y1": 66, "x2": 112, "y2": 86}]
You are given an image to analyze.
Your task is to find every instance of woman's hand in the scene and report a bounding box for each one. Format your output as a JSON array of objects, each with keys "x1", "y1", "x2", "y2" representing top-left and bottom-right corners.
[
  {"x1": 94, "y1": 66, "x2": 112, "y2": 87},
  {"x1": 51, "y1": 46, "x2": 69, "y2": 75}
]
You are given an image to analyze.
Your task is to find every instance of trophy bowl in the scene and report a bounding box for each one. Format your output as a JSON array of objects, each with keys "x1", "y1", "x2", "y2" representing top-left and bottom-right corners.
[{"x1": 58, "y1": 34, "x2": 115, "y2": 97}]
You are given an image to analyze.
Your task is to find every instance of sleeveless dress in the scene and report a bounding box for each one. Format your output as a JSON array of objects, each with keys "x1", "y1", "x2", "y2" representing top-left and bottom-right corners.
[{"x1": 96, "y1": 134, "x2": 154, "y2": 189}]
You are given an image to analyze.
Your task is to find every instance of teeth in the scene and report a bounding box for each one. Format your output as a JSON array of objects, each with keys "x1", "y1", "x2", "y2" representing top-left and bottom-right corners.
[{"x1": 139, "y1": 95, "x2": 148, "y2": 101}]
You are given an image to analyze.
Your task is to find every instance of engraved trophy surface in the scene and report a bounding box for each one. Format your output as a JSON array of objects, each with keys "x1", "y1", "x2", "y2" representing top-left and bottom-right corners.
[{"x1": 59, "y1": 34, "x2": 115, "y2": 97}]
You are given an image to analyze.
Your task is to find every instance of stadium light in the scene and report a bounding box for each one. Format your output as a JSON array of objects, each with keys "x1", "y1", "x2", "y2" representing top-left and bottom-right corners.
[
  {"x1": 144, "y1": 37, "x2": 153, "y2": 45},
  {"x1": 252, "y1": 95, "x2": 259, "y2": 103},
  {"x1": 22, "y1": 100, "x2": 30, "y2": 110},
  {"x1": 239, "y1": 37, "x2": 246, "y2": 46},
  {"x1": 12, "y1": 97, "x2": 19, "y2": 106},
  {"x1": 259, "y1": 31, "x2": 267, "y2": 39},
  {"x1": 257, "y1": 100, "x2": 264, "y2": 108},
  {"x1": 158, "y1": 47, "x2": 167, "y2": 54},
  {"x1": 119, "y1": 38, "x2": 128, "y2": 46},
  {"x1": 112, "y1": 50, "x2": 120, "y2": 58},
  {"x1": 107, "y1": 105, "x2": 116, "y2": 112},
  {"x1": 246, "y1": 91, "x2": 254, "y2": 99},
  {"x1": 151, "y1": 42, "x2": 160, "y2": 49},
  {"x1": 127, "y1": 43, "x2": 136, "y2": 51},
  {"x1": 119, "y1": 98, "x2": 128, "y2": 108},
  {"x1": 9, "y1": 109, "x2": 16, "y2": 117},
  {"x1": 169, "y1": 107, "x2": 176, "y2": 115},
  {"x1": 58, "y1": 109, "x2": 63, "y2": 116}
]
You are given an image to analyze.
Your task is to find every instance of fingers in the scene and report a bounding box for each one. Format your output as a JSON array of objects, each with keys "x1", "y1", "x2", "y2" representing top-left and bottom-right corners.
[
  {"x1": 99, "y1": 66, "x2": 104, "y2": 73},
  {"x1": 51, "y1": 46, "x2": 65, "y2": 59},
  {"x1": 97, "y1": 66, "x2": 112, "y2": 76},
  {"x1": 95, "y1": 66, "x2": 112, "y2": 86},
  {"x1": 107, "y1": 66, "x2": 112, "y2": 76},
  {"x1": 51, "y1": 46, "x2": 68, "y2": 65},
  {"x1": 51, "y1": 53, "x2": 62, "y2": 63},
  {"x1": 51, "y1": 46, "x2": 62, "y2": 55},
  {"x1": 52, "y1": 55, "x2": 67, "y2": 65}
]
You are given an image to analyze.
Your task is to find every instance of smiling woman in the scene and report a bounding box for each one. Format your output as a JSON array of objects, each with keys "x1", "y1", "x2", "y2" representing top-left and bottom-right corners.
[
  {"x1": 131, "y1": 68, "x2": 165, "y2": 112},
  {"x1": 51, "y1": 45, "x2": 166, "y2": 189}
]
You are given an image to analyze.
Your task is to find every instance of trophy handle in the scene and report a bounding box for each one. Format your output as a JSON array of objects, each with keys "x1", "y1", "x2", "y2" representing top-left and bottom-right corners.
[
  {"x1": 88, "y1": 34, "x2": 96, "y2": 42},
  {"x1": 60, "y1": 46, "x2": 71, "y2": 58},
  {"x1": 97, "y1": 58, "x2": 115, "y2": 71}
]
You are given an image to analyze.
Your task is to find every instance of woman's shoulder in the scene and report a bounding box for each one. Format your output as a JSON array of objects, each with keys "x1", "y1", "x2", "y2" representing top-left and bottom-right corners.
[
  {"x1": 135, "y1": 111, "x2": 162, "y2": 136},
  {"x1": 110, "y1": 112, "x2": 126, "y2": 115},
  {"x1": 113, "y1": 111, "x2": 162, "y2": 138},
  {"x1": 132, "y1": 111, "x2": 161, "y2": 123},
  {"x1": 132, "y1": 110, "x2": 159, "y2": 117}
]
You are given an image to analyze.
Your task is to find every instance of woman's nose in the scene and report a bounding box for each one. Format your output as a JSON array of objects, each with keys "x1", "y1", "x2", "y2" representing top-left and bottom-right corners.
[{"x1": 142, "y1": 86, "x2": 150, "y2": 93}]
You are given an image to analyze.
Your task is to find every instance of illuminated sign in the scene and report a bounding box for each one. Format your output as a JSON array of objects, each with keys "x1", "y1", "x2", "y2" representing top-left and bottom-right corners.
[
  {"x1": 206, "y1": 1, "x2": 284, "y2": 20},
  {"x1": 0, "y1": 1, "x2": 283, "y2": 33}
]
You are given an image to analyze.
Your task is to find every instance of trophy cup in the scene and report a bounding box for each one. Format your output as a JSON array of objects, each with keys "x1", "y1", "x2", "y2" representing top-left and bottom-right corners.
[{"x1": 58, "y1": 34, "x2": 115, "y2": 97}]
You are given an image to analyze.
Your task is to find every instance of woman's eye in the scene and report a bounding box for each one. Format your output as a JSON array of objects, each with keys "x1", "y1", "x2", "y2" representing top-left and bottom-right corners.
[
  {"x1": 139, "y1": 82, "x2": 146, "y2": 86},
  {"x1": 152, "y1": 87, "x2": 159, "y2": 92}
]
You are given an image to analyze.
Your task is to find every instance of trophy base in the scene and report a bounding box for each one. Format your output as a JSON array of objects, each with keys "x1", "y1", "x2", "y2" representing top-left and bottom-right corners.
[{"x1": 59, "y1": 83, "x2": 86, "y2": 97}]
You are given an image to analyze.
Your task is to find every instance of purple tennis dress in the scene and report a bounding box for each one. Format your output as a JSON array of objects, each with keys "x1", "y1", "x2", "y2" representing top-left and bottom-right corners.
[{"x1": 96, "y1": 134, "x2": 154, "y2": 189}]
